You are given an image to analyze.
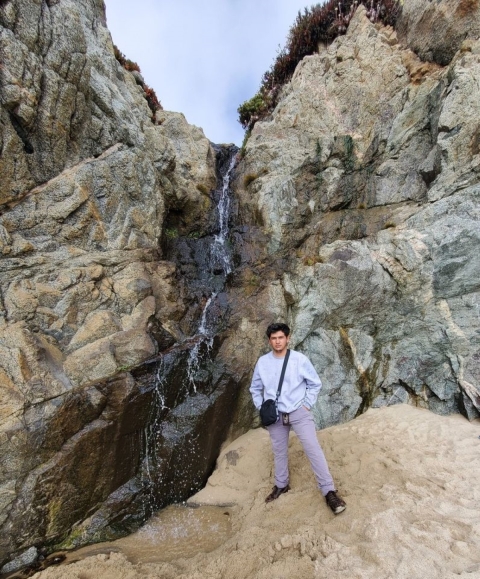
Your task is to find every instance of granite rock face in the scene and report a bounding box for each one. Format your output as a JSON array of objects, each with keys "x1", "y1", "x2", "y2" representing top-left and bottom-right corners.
[
  {"x1": 233, "y1": 5, "x2": 480, "y2": 428},
  {"x1": 0, "y1": 0, "x2": 232, "y2": 569}
]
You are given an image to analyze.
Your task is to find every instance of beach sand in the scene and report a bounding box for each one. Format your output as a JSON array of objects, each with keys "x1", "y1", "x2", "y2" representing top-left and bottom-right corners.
[{"x1": 31, "y1": 405, "x2": 480, "y2": 579}]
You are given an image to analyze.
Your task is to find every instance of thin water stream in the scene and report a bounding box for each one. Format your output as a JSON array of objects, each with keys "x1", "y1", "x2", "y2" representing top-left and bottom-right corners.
[
  {"x1": 140, "y1": 145, "x2": 238, "y2": 517},
  {"x1": 183, "y1": 152, "x2": 235, "y2": 390}
]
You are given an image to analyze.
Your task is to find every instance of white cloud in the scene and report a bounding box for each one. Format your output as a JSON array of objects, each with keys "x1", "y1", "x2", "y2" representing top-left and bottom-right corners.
[{"x1": 103, "y1": 0, "x2": 314, "y2": 145}]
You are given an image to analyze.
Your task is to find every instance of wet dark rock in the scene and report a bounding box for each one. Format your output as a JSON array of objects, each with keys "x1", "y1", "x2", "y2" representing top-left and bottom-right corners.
[{"x1": 0, "y1": 547, "x2": 38, "y2": 575}]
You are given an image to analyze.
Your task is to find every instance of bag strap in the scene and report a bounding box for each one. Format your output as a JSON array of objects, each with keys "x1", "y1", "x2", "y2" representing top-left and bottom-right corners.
[{"x1": 275, "y1": 349, "x2": 290, "y2": 402}]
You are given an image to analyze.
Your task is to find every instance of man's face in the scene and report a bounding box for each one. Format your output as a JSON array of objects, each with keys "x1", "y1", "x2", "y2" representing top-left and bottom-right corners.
[{"x1": 268, "y1": 330, "x2": 290, "y2": 354}]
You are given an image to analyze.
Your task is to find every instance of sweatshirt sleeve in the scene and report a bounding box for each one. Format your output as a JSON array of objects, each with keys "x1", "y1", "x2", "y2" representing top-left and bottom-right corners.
[
  {"x1": 301, "y1": 357, "x2": 322, "y2": 410},
  {"x1": 249, "y1": 361, "x2": 264, "y2": 410}
]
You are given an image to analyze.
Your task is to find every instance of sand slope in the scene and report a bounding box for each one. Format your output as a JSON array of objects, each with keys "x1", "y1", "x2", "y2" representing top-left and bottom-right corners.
[{"x1": 32, "y1": 405, "x2": 480, "y2": 579}]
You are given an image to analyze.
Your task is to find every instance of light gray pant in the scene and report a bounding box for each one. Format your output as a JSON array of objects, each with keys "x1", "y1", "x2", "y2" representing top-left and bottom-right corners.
[{"x1": 267, "y1": 406, "x2": 335, "y2": 496}]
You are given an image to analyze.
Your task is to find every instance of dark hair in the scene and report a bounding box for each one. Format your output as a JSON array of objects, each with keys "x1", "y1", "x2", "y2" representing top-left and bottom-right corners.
[{"x1": 266, "y1": 323, "x2": 290, "y2": 337}]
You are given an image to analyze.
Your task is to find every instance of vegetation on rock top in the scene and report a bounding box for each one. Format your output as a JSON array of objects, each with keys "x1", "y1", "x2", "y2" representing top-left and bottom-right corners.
[
  {"x1": 113, "y1": 44, "x2": 162, "y2": 119},
  {"x1": 238, "y1": 0, "x2": 402, "y2": 134}
]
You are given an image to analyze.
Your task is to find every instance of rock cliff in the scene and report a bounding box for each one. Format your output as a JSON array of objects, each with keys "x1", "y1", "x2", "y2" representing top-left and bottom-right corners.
[
  {"x1": 0, "y1": 0, "x2": 238, "y2": 570},
  {"x1": 231, "y1": 2, "x2": 480, "y2": 429},
  {"x1": 1, "y1": 0, "x2": 480, "y2": 572}
]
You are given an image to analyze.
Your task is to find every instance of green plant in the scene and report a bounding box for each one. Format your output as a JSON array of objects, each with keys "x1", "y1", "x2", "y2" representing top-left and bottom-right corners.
[
  {"x1": 358, "y1": 202, "x2": 366, "y2": 209},
  {"x1": 164, "y1": 227, "x2": 178, "y2": 239},
  {"x1": 238, "y1": 93, "x2": 270, "y2": 132},
  {"x1": 117, "y1": 364, "x2": 131, "y2": 372},
  {"x1": 188, "y1": 231, "x2": 201, "y2": 239},
  {"x1": 240, "y1": 129, "x2": 252, "y2": 158}
]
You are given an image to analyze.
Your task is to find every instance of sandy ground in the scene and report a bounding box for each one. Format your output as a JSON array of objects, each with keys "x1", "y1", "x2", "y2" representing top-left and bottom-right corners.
[{"x1": 31, "y1": 405, "x2": 480, "y2": 579}]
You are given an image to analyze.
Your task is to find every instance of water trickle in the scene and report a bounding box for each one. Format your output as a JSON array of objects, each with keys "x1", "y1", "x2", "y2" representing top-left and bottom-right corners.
[
  {"x1": 211, "y1": 154, "x2": 236, "y2": 276},
  {"x1": 141, "y1": 145, "x2": 238, "y2": 516},
  {"x1": 183, "y1": 147, "x2": 237, "y2": 394},
  {"x1": 186, "y1": 292, "x2": 217, "y2": 393},
  {"x1": 143, "y1": 357, "x2": 169, "y2": 510}
]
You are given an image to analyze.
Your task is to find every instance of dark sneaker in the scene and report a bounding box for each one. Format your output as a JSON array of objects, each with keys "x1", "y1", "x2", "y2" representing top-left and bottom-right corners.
[
  {"x1": 325, "y1": 490, "x2": 346, "y2": 514},
  {"x1": 265, "y1": 485, "x2": 290, "y2": 503}
]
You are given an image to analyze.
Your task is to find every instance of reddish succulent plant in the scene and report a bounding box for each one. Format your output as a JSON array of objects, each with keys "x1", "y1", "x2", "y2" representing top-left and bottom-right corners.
[{"x1": 113, "y1": 44, "x2": 162, "y2": 120}]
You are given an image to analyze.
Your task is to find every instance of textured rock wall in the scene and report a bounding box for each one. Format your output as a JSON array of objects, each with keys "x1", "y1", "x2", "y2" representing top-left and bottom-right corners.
[
  {"x1": 0, "y1": 0, "x2": 233, "y2": 569},
  {"x1": 231, "y1": 3, "x2": 480, "y2": 429}
]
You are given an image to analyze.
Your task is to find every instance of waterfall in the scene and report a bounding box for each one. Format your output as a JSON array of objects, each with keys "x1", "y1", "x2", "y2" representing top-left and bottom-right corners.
[
  {"x1": 211, "y1": 154, "x2": 236, "y2": 276},
  {"x1": 185, "y1": 149, "x2": 236, "y2": 392},
  {"x1": 141, "y1": 145, "x2": 237, "y2": 514},
  {"x1": 143, "y1": 357, "x2": 168, "y2": 511},
  {"x1": 186, "y1": 292, "x2": 216, "y2": 393}
]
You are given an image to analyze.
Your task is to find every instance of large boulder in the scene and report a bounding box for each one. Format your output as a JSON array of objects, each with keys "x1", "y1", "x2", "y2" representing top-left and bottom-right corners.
[{"x1": 2, "y1": 0, "x2": 480, "y2": 571}]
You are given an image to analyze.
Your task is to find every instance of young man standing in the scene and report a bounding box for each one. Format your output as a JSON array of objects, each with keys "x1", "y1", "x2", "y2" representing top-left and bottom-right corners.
[{"x1": 250, "y1": 322, "x2": 346, "y2": 514}]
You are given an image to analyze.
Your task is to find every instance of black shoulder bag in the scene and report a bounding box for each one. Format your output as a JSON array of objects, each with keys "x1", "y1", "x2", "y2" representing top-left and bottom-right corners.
[{"x1": 259, "y1": 349, "x2": 290, "y2": 427}]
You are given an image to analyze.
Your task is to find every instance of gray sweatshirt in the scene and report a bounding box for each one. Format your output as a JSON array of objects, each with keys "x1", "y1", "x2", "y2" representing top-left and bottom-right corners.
[{"x1": 249, "y1": 349, "x2": 322, "y2": 414}]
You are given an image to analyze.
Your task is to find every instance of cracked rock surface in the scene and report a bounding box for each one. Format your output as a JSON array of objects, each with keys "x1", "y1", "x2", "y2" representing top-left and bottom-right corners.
[
  {"x1": 230, "y1": 5, "x2": 480, "y2": 428},
  {"x1": 0, "y1": 0, "x2": 225, "y2": 568}
]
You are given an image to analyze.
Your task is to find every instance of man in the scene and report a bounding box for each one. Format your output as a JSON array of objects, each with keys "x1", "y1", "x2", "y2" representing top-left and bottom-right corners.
[{"x1": 250, "y1": 322, "x2": 346, "y2": 514}]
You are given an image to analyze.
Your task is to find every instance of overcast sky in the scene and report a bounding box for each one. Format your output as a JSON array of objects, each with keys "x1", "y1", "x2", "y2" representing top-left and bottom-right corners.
[{"x1": 103, "y1": 0, "x2": 314, "y2": 145}]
